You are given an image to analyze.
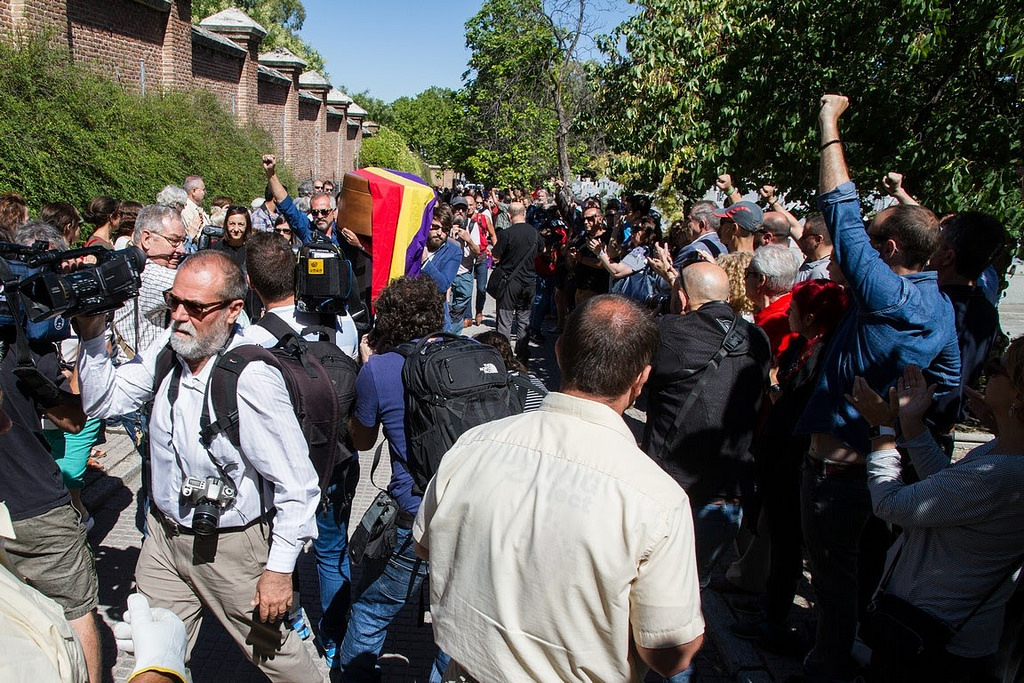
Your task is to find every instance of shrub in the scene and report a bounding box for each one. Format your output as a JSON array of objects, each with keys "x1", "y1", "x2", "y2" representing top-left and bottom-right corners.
[{"x1": 0, "y1": 35, "x2": 294, "y2": 241}]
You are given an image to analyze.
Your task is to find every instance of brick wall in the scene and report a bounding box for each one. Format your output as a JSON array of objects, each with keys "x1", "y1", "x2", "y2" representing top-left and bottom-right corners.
[{"x1": 0, "y1": 0, "x2": 364, "y2": 179}]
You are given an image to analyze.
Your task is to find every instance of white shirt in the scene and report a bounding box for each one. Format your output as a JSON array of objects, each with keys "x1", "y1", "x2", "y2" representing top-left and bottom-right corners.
[
  {"x1": 78, "y1": 328, "x2": 320, "y2": 572},
  {"x1": 112, "y1": 260, "x2": 176, "y2": 360},
  {"x1": 415, "y1": 392, "x2": 705, "y2": 682},
  {"x1": 244, "y1": 304, "x2": 358, "y2": 359},
  {"x1": 456, "y1": 221, "x2": 481, "y2": 276}
]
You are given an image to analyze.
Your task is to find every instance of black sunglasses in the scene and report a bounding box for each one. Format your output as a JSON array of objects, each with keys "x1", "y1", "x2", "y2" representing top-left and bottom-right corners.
[
  {"x1": 310, "y1": 208, "x2": 333, "y2": 217},
  {"x1": 163, "y1": 290, "x2": 233, "y2": 319}
]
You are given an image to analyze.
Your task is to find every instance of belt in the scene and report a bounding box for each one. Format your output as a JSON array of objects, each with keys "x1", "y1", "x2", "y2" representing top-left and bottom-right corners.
[
  {"x1": 152, "y1": 506, "x2": 270, "y2": 537},
  {"x1": 396, "y1": 509, "x2": 415, "y2": 530},
  {"x1": 804, "y1": 453, "x2": 866, "y2": 477}
]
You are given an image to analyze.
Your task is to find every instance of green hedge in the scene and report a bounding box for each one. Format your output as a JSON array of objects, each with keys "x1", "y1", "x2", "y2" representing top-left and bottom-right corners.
[{"x1": 0, "y1": 36, "x2": 293, "y2": 234}]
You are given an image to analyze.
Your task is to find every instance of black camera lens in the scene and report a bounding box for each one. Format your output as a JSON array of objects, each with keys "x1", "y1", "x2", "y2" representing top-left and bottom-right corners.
[{"x1": 192, "y1": 501, "x2": 220, "y2": 536}]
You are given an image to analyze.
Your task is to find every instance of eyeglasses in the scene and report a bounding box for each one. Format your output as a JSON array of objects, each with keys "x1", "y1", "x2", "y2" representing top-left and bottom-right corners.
[
  {"x1": 163, "y1": 290, "x2": 233, "y2": 319},
  {"x1": 313, "y1": 185, "x2": 324, "y2": 191},
  {"x1": 310, "y1": 208, "x2": 333, "y2": 217},
  {"x1": 274, "y1": 227, "x2": 292, "y2": 235},
  {"x1": 430, "y1": 222, "x2": 445, "y2": 231},
  {"x1": 583, "y1": 214, "x2": 601, "y2": 222},
  {"x1": 150, "y1": 231, "x2": 186, "y2": 249}
]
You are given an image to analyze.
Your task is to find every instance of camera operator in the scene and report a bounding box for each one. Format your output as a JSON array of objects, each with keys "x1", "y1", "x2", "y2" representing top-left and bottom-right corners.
[
  {"x1": 262, "y1": 154, "x2": 372, "y2": 316},
  {"x1": 75, "y1": 249, "x2": 322, "y2": 681},
  {"x1": 0, "y1": 221, "x2": 102, "y2": 683}
]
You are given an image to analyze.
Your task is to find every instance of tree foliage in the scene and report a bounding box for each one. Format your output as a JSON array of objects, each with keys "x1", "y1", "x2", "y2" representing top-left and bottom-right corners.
[
  {"x1": 389, "y1": 87, "x2": 469, "y2": 171},
  {"x1": 358, "y1": 125, "x2": 432, "y2": 180},
  {"x1": 0, "y1": 37, "x2": 288, "y2": 222},
  {"x1": 463, "y1": 0, "x2": 601, "y2": 187},
  {"x1": 192, "y1": 0, "x2": 327, "y2": 74},
  {"x1": 601, "y1": 0, "x2": 1024, "y2": 232}
]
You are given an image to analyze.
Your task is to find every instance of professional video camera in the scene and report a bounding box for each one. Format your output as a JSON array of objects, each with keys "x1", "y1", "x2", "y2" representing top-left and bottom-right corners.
[
  {"x1": 295, "y1": 232, "x2": 354, "y2": 316},
  {"x1": 0, "y1": 241, "x2": 146, "y2": 322}
]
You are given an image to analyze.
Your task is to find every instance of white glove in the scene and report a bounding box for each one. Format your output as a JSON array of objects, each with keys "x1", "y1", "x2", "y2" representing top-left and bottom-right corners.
[{"x1": 112, "y1": 593, "x2": 191, "y2": 683}]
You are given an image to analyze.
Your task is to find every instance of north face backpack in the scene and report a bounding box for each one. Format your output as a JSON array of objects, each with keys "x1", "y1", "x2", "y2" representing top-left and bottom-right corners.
[{"x1": 396, "y1": 333, "x2": 523, "y2": 494}]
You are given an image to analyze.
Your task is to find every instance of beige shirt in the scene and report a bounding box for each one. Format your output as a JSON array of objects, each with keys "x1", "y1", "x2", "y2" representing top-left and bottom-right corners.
[
  {"x1": 180, "y1": 198, "x2": 209, "y2": 238},
  {"x1": 414, "y1": 392, "x2": 704, "y2": 682}
]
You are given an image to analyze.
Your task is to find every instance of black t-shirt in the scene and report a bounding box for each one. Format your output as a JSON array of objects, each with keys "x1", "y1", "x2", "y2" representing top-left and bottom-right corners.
[
  {"x1": 571, "y1": 230, "x2": 611, "y2": 293},
  {"x1": 0, "y1": 343, "x2": 72, "y2": 521},
  {"x1": 492, "y1": 222, "x2": 539, "y2": 305},
  {"x1": 642, "y1": 302, "x2": 771, "y2": 505}
]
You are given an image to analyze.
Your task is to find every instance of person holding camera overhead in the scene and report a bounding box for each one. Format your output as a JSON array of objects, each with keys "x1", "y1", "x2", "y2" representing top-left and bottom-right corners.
[{"x1": 76, "y1": 249, "x2": 322, "y2": 682}]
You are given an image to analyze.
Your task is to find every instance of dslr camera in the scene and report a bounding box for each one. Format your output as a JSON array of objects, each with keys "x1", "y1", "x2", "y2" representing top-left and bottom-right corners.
[
  {"x1": 1, "y1": 241, "x2": 146, "y2": 322},
  {"x1": 180, "y1": 476, "x2": 237, "y2": 536}
]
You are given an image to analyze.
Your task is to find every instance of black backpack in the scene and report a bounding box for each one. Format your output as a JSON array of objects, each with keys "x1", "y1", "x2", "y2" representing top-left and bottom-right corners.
[
  {"x1": 155, "y1": 314, "x2": 359, "y2": 499},
  {"x1": 396, "y1": 333, "x2": 523, "y2": 494}
]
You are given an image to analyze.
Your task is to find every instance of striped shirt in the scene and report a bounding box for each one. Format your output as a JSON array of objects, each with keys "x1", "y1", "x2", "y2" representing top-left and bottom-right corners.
[
  {"x1": 112, "y1": 261, "x2": 176, "y2": 360},
  {"x1": 868, "y1": 434, "x2": 1024, "y2": 657}
]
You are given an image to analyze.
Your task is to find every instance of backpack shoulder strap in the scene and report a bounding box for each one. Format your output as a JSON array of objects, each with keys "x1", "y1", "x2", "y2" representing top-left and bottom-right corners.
[
  {"x1": 257, "y1": 311, "x2": 296, "y2": 342},
  {"x1": 199, "y1": 345, "x2": 284, "y2": 449}
]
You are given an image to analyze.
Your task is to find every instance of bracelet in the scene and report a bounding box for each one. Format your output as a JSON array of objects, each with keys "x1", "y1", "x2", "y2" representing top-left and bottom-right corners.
[{"x1": 819, "y1": 139, "x2": 842, "y2": 151}]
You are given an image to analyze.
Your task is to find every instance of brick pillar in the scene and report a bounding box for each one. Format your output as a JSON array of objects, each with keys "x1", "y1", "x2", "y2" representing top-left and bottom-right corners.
[
  {"x1": 199, "y1": 7, "x2": 267, "y2": 122},
  {"x1": 258, "y1": 47, "x2": 307, "y2": 173}
]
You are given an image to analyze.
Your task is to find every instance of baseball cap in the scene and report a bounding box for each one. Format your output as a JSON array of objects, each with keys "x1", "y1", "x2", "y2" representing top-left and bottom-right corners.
[
  {"x1": 714, "y1": 201, "x2": 764, "y2": 233},
  {"x1": 450, "y1": 196, "x2": 469, "y2": 209}
]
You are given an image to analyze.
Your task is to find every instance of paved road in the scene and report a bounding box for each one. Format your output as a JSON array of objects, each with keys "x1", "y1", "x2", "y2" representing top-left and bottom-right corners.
[{"x1": 84, "y1": 270, "x2": 1023, "y2": 682}]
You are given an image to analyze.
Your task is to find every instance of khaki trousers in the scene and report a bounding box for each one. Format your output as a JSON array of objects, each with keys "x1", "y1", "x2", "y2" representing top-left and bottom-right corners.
[{"x1": 136, "y1": 511, "x2": 321, "y2": 682}]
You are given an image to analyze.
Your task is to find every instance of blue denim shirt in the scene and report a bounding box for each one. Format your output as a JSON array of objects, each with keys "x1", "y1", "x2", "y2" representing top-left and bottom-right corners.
[
  {"x1": 276, "y1": 195, "x2": 339, "y2": 246},
  {"x1": 795, "y1": 182, "x2": 960, "y2": 454}
]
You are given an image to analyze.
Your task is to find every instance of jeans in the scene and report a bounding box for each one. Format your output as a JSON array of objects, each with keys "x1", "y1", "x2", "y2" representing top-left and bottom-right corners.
[
  {"x1": 315, "y1": 460, "x2": 360, "y2": 653},
  {"x1": 800, "y1": 462, "x2": 873, "y2": 681},
  {"x1": 473, "y1": 260, "x2": 488, "y2": 317},
  {"x1": 448, "y1": 272, "x2": 473, "y2": 333},
  {"x1": 529, "y1": 274, "x2": 554, "y2": 335},
  {"x1": 692, "y1": 500, "x2": 743, "y2": 589},
  {"x1": 339, "y1": 526, "x2": 449, "y2": 682}
]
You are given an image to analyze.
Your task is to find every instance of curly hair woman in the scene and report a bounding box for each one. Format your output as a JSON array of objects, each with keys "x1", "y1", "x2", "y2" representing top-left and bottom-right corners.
[{"x1": 340, "y1": 275, "x2": 449, "y2": 677}]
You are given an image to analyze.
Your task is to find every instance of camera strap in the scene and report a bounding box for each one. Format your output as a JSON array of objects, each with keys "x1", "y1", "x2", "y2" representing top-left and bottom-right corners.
[{"x1": 0, "y1": 258, "x2": 76, "y2": 408}]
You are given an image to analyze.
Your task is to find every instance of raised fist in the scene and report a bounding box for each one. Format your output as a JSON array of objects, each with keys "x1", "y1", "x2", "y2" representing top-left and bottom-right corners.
[
  {"x1": 716, "y1": 174, "x2": 734, "y2": 193},
  {"x1": 262, "y1": 154, "x2": 277, "y2": 175},
  {"x1": 819, "y1": 94, "x2": 850, "y2": 123},
  {"x1": 882, "y1": 172, "x2": 904, "y2": 196}
]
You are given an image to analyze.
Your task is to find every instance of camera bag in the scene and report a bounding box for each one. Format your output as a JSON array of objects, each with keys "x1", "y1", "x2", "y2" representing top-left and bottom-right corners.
[{"x1": 396, "y1": 333, "x2": 524, "y2": 495}]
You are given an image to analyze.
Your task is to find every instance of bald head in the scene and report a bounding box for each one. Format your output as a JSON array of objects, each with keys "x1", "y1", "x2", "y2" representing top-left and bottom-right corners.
[
  {"x1": 509, "y1": 201, "x2": 527, "y2": 221},
  {"x1": 762, "y1": 212, "x2": 791, "y2": 243},
  {"x1": 679, "y1": 262, "x2": 731, "y2": 311}
]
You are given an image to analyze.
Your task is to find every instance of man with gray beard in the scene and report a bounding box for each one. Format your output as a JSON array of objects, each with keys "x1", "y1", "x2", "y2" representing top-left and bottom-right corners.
[{"x1": 75, "y1": 250, "x2": 322, "y2": 682}]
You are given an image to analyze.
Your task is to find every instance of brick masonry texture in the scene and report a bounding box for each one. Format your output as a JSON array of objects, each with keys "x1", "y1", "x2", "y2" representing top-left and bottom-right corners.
[{"x1": 0, "y1": 0, "x2": 362, "y2": 182}]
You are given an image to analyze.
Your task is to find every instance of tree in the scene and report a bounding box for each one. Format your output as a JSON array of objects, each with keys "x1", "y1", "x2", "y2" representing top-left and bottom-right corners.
[
  {"x1": 600, "y1": 0, "x2": 1024, "y2": 232},
  {"x1": 359, "y1": 125, "x2": 431, "y2": 179},
  {"x1": 389, "y1": 88, "x2": 469, "y2": 171},
  {"x1": 463, "y1": 0, "x2": 601, "y2": 186},
  {"x1": 192, "y1": 0, "x2": 328, "y2": 74}
]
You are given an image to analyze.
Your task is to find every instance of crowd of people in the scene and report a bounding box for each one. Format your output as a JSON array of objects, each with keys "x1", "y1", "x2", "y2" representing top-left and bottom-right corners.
[{"x1": 1, "y1": 94, "x2": 1023, "y2": 683}]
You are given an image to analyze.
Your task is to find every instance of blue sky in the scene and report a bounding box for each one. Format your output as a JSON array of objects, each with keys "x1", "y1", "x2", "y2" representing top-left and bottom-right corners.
[{"x1": 298, "y1": 0, "x2": 636, "y2": 103}]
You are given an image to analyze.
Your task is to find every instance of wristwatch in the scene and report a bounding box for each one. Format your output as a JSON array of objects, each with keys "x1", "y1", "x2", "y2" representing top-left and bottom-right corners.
[{"x1": 869, "y1": 425, "x2": 896, "y2": 439}]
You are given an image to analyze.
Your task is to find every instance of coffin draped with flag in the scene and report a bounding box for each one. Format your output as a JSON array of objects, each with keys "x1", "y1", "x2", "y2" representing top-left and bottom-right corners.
[{"x1": 336, "y1": 167, "x2": 437, "y2": 304}]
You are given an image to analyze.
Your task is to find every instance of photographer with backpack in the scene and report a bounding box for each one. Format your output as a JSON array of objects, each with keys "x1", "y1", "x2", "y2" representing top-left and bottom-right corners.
[{"x1": 244, "y1": 232, "x2": 360, "y2": 669}]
